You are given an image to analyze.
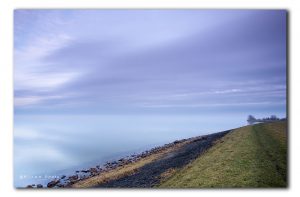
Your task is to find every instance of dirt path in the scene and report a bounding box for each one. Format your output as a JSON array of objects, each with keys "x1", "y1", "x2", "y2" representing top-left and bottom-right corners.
[{"x1": 95, "y1": 130, "x2": 230, "y2": 188}]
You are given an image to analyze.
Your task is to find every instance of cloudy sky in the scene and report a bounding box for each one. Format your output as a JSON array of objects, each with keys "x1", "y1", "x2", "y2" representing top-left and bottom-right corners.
[{"x1": 14, "y1": 10, "x2": 286, "y2": 115}]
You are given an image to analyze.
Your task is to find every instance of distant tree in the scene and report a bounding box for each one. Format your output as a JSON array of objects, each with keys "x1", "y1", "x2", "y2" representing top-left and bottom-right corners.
[
  {"x1": 270, "y1": 115, "x2": 279, "y2": 120},
  {"x1": 247, "y1": 115, "x2": 256, "y2": 124}
]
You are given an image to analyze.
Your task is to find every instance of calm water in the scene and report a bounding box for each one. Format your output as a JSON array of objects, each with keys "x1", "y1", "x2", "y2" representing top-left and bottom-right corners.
[{"x1": 14, "y1": 113, "x2": 247, "y2": 187}]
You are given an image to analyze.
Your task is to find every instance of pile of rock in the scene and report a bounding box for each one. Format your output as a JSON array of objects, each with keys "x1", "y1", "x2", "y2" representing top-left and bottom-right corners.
[
  {"x1": 35, "y1": 137, "x2": 191, "y2": 188},
  {"x1": 26, "y1": 184, "x2": 44, "y2": 188}
]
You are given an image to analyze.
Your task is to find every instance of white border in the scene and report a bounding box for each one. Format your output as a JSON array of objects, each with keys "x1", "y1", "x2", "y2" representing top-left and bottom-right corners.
[{"x1": 1, "y1": 0, "x2": 299, "y2": 196}]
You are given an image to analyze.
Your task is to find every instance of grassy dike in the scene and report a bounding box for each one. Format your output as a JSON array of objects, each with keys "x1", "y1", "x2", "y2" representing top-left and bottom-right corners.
[{"x1": 159, "y1": 121, "x2": 287, "y2": 188}]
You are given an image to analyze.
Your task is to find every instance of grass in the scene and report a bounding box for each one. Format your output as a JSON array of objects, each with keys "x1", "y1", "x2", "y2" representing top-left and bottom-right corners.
[{"x1": 159, "y1": 121, "x2": 287, "y2": 188}]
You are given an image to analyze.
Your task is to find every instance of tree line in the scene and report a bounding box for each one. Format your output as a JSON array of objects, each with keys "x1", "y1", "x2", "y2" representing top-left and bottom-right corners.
[{"x1": 247, "y1": 115, "x2": 286, "y2": 124}]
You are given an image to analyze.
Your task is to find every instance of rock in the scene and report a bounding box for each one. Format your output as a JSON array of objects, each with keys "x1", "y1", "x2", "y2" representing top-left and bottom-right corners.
[
  {"x1": 47, "y1": 179, "x2": 60, "y2": 188},
  {"x1": 90, "y1": 167, "x2": 98, "y2": 175},
  {"x1": 26, "y1": 185, "x2": 33, "y2": 188},
  {"x1": 61, "y1": 175, "x2": 66, "y2": 179},
  {"x1": 173, "y1": 140, "x2": 180, "y2": 144},
  {"x1": 56, "y1": 184, "x2": 64, "y2": 188},
  {"x1": 68, "y1": 174, "x2": 79, "y2": 181},
  {"x1": 81, "y1": 170, "x2": 89, "y2": 173},
  {"x1": 192, "y1": 137, "x2": 207, "y2": 142},
  {"x1": 36, "y1": 184, "x2": 43, "y2": 188},
  {"x1": 75, "y1": 170, "x2": 80, "y2": 173}
]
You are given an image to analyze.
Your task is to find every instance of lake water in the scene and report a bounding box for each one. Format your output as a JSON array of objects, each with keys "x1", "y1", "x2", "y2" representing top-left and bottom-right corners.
[{"x1": 14, "y1": 113, "x2": 248, "y2": 187}]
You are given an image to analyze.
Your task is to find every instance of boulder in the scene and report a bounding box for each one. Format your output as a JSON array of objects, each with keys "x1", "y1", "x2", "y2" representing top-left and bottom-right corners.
[
  {"x1": 47, "y1": 179, "x2": 60, "y2": 188},
  {"x1": 68, "y1": 174, "x2": 79, "y2": 181},
  {"x1": 173, "y1": 140, "x2": 180, "y2": 144},
  {"x1": 90, "y1": 167, "x2": 97, "y2": 172},
  {"x1": 90, "y1": 167, "x2": 98, "y2": 175},
  {"x1": 36, "y1": 184, "x2": 43, "y2": 188},
  {"x1": 56, "y1": 184, "x2": 64, "y2": 188}
]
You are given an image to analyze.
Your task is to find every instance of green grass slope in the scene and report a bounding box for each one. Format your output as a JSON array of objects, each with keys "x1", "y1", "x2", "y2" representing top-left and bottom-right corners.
[{"x1": 159, "y1": 121, "x2": 287, "y2": 188}]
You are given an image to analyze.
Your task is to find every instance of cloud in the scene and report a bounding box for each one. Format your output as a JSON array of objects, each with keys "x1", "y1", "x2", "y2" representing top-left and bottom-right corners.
[
  {"x1": 15, "y1": 71, "x2": 80, "y2": 91},
  {"x1": 14, "y1": 128, "x2": 40, "y2": 140},
  {"x1": 14, "y1": 28, "x2": 82, "y2": 108},
  {"x1": 14, "y1": 10, "x2": 80, "y2": 105},
  {"x1": 14, "y1": 94, "x2": 71, "y2": 107},
  {"x1": 140, "y1": 101, "x2": 286, "y2": 109},
  {"x1": 214, "y1": 89, "x2": 242, "y2": 94},
  {"x1": 13, "y1": 10, "x2": 286, "y2": 113}
]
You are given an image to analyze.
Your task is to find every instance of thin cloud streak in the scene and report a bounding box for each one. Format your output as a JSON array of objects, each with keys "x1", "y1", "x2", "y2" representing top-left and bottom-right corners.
[{"x1": 140, "y1": 101, "x2": 286, "y2": 109}]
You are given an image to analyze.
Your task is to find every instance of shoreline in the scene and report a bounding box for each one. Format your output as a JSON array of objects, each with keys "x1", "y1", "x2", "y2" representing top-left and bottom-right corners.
[{"x1": 25, "y1": 129, "x2": 232, "y2": 188}]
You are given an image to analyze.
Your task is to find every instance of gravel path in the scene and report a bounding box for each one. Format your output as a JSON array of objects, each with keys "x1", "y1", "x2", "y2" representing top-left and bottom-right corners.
[{"x1": 96, "y1": 130, "x2": 231, "y2": 188}]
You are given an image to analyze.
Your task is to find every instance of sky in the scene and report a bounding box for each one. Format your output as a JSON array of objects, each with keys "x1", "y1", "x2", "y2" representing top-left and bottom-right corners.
[
  {"x1": 14, "y1": 10, "x2": 286, "y2": 115},
  {"x1": 13, "y1": 10, "x2": 287, "y2": 185}
]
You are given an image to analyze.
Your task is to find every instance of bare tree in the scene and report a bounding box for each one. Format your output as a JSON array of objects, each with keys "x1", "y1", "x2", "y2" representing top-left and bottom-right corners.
[
  {"x1": 270, "y1": 115, "x2": 279, "y2": 120},
  {"x1": 247, "y1": 115, "x2": 256, "y2": 125}
]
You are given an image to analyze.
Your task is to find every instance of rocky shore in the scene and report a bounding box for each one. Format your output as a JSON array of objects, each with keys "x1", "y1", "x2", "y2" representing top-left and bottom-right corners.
[{"x1": 26, "y1": 130, "x2": 231, "y2": 188}]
